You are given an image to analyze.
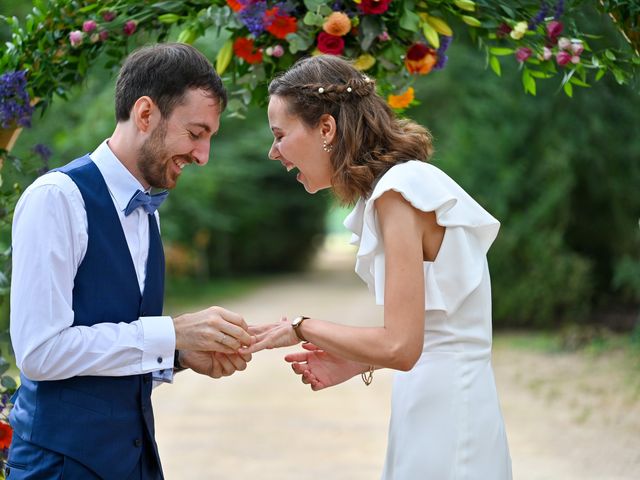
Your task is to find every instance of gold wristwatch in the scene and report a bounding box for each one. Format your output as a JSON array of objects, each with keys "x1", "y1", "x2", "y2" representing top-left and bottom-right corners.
[{"x1": 291, "y1": 315, "x2": 310, "y2": 342}]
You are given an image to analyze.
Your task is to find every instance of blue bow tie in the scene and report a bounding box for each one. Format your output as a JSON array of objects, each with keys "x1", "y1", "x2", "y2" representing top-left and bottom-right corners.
[{"x1": 124, "y1": 189, "x2": 169, "y2": 216}]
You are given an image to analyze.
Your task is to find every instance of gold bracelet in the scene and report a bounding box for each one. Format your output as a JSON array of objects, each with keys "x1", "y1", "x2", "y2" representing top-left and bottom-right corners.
[{"x1": 361, "y1": 365, "x2": 374, "y2": 386}]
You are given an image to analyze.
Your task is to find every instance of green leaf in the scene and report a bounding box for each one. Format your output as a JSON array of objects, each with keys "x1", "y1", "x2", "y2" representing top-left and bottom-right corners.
[
  {"x1": 604, "y1": 49, "x2": 616, "y2": 61},
  {"x1": 563, "y1": 81, "x2": 573, "y2": 97},
  {"x1": 304, "y1": 0, "x2": 328, "y2": 10},
  {"x1": 399, "y1": 10, "x2": 420, "y2": 32},
  {"x1": 569, "y1": 77, "x2": 590, "y2": 88},
  {"x1": 303, "y1": 11, "x2": 324, "y2": 27},
  {"x1": 612, "y1": 68, "x2": 626, "y2": 85},
  {"x1": 490, "y1": 55, "x2": 501, "y2": 76},
  {"x1": 595, "y1": 68, "x2": 606, "y2": 81},
  {"x1": 522, "y1": 68, "x2": 536, "y2": 95},
  {"x1": 216, "y1": 39, "x2": 233, "y2": 75},
  {"x1": 422, "y1": 21, "x2": 439, "y2": 49},
  {"x1": 489, "y1": 47, "x2": 514, "y2": 56},
  {"x1": 1, "y1": 375, "x2": 16, "y2": 390}
]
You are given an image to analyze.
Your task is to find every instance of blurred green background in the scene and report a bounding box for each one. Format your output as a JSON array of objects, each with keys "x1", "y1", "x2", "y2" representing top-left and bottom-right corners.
[{"x1": 1, "y1": 0, "x2": 639, "y2": 340}]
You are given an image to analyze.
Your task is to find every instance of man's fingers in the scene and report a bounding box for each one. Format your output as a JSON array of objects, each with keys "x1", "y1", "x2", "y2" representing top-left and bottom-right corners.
[
  {"x1": 219, "y1": 322, "x2": 253, "y2": 347},
  {"x1": 212, "y1": 306, "x2": 248, "y2": 331},
  {"x1": 222, "y1": 353, "x2": 248, "y2": 372}
]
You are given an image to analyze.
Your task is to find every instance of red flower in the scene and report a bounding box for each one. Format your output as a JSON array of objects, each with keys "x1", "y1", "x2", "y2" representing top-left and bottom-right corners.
[
  {"x1": 264, "y1": 7, "x2": 298, "y2": 39},
  {"x1": 358, "y1": 0, "x2": 392, "y2": 15},
  {"x1": 123, "y1": 20, "x2": 137, "y2": 36},
  {"x1": 515, "y1": 47, "x2": 533, "y2": 63},
  {"x1": 226, "y1": 0, "x2": 244, "y2": 12},
  {"x1": 405, "y1": 43, "x2": 437, "y2": 75},
  {"x1": 317, "y1": 32, "x2": 345, "y2": 55},
  {"x1": 233, "y1": 37, "x2": 263, "y2": 64},
  {"x1": 0, "y1": 422, "x2": 12, "y2": 450}
]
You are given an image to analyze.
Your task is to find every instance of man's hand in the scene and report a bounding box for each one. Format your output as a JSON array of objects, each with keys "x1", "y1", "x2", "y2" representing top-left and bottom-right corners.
[
  {"x1": 179, "y1": 350, "x2": 252, "y2": 379},
  {"x1": 173, "y1": 306, "x2": 253, "y2": 354}
]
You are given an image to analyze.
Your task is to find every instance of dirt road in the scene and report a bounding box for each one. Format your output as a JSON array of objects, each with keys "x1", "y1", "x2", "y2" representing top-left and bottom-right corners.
[{"x1": 153, "y1": 246, "x2": 640, "y2": 479}]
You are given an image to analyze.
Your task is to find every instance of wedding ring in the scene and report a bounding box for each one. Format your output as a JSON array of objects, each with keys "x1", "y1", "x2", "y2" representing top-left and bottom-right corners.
[{"x1": 219, "y1": 333, "x2": 226, "y2": 344}]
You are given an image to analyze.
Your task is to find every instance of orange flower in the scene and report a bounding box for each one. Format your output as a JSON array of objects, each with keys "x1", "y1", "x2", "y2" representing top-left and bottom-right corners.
[
  {"x1": 404, "y1": 43, "x2": 438, "y2": 75},
  {"x1": 226, "y1": 0, "x2": 244, "y2": 12},
  {"x1": 264, "y1": 7, "x2": 298, "y2": 39},
  {"x1": 322, "y1": 12, "x2": 351, "y2": 37},
  {"x1": 387, "y1": 87, "x2": 415, "y2": 110},
  {"x1": 0, "y1": 422, "x2": 12, "y2": 450},
  {"x1": 233, "y1": 37, "x2": 263, "y2": 64}
]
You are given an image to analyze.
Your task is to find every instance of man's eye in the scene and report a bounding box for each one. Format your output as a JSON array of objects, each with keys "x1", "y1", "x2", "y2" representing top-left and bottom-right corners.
[{"x1": 189, "y1": 131, "x2": 198, "y2": 139}]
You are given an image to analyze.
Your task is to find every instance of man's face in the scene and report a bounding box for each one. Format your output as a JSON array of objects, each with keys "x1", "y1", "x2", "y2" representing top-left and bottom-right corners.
[{"x1": 138, "y1": 88, "x2": 221, "y2": 189}]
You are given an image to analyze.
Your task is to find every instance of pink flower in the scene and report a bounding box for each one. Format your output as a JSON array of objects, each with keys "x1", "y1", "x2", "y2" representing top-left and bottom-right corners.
[
  {"x1": 558, "y1": 37, "x2": 571, "y2": 50},
  {"x1": 102, "y1": 11, "x2": 116, "y2": 22},
  {"x1": 571, "y1": 42, "x2": 584, "y2": 55},
  {"x1": 69, "y1": 30, "x2": 83, "y2": 47},
  {"x1": 378, "y1": 31, "x2": 390, "y2": 42},
  {"x1": 546, "y1": 20, "x2": 563, "y2": 39},
  {"x1": 542, "y1": 46, "x2": 552, "y2": 60},
  {"x1": 99, "y1": 30, "x2": 109, "y2": 41},
  {"x1": 272, "y1": 45, "x2": 284, "y2": 57},
  {"x1": 556, "y1": 51, "x2": 572, "y2": 66},
  {"x1": 571, "y1": 55, "x2": 580, "y2": 64},
  {"x1": 123, "y1": 20, "x2": 137, "y2": 36},
  {"x1": 515, "y1": 47, "x2": 532, "y2": 63},
  {"x1": 82, "y1": 20, "x2": 97, "y2": 33}
]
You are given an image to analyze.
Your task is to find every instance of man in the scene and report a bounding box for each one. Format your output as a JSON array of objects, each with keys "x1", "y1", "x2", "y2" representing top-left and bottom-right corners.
[{"x1": 6, "y1": 43, "x2": 251, "y2": 479}]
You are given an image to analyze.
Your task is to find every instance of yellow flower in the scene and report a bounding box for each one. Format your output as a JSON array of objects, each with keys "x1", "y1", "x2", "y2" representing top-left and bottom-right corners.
[
  {"x1": 387, "y1": 87, "x2": 415, "y2": 110},
  {"x1": 510, "y1": 21, "x2": 528, "y2": 40},
  {"x1": 322, "y1": 12, "x2": 351, "y2": 37},
  {"x1": 353, "y1": 54, "x2": 376, "y2": 71}
]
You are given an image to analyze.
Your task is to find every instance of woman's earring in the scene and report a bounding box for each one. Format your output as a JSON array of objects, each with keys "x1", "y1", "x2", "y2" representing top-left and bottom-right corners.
[{"x1": 322, "y1": 139, "x2": 334, "y2": 153}]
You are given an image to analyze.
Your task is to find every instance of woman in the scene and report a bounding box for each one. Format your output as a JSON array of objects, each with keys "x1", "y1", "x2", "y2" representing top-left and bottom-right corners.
[{"x1": 243, "y1": 55, "x2": 512, "y2": 479}]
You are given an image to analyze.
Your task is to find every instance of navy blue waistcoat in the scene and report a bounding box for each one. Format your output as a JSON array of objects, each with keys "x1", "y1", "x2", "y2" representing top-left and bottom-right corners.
[{"x1": 9, "y1": 155, "x2": 165, "y2": 479}]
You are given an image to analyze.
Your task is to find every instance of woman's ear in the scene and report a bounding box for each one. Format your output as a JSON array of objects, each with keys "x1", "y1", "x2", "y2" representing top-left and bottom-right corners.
[{"x1": 319, "y1": 113, "x2": 337, "y2": 144}]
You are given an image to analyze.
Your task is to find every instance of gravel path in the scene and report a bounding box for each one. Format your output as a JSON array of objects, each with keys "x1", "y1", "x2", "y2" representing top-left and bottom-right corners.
[{"x1": 153, "y1": 247, "x2": 640, "y2": 479}]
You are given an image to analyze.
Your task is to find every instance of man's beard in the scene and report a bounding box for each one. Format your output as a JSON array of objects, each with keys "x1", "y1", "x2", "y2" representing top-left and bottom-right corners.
[{"x1": 138, "y1": 120, "x2": 172, "y2": 189}]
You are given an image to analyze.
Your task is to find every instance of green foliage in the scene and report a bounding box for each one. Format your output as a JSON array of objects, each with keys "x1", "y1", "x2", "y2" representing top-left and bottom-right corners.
[{"x1": 408, "y1": 33, "x2": 640, "y2": 328}]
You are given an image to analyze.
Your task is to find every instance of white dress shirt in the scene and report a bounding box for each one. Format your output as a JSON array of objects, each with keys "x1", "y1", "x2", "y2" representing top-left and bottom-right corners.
[{"x1": 10, "y1": 140, "x2": 175, "y2": 381}]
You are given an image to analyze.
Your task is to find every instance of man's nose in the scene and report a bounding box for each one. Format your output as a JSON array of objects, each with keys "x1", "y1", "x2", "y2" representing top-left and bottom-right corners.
[{"x1": 193, "y1": 140, "x2": 210, "y2": 166}]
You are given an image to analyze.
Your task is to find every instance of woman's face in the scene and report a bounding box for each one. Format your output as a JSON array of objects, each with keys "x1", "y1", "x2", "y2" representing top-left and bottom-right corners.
[{"x1": 267, "y1": 95, "x2": 333, "y2": 194}]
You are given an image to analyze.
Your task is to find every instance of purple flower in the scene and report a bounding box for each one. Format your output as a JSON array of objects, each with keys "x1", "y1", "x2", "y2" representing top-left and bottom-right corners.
[
  {"x1": 69, "y1": 30, "x2": 83, "y2": 47},
  {"x1": 82, "y1": 20, "x2": 97, "y2": 33},
  {"x1": 554, "y1": 0, "x2": 564, "y2": 19},
  {"x1": 238, "y1": 1, "x2": 268, "y2": 36},
  {"x1": 529, "y1": 2, "x2": 549, "y2": 30},
  {"x1": 433, "y1": 35, "x2": 452, "y2": 70},
  {"x1": 32, "y1": 143, "x2": 52, "y2": 161},
  {"x1": 0, "y1": 70, "x2": 34, "y2": 128}
]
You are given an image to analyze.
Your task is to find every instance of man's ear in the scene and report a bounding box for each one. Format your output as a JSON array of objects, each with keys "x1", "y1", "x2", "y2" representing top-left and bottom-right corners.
[
  {"x1": 131, "y1": 96, "x2": 159, "y2": 134},
  {"x1": 319, "y1": 113, "x2": 337, "y2": 144}
]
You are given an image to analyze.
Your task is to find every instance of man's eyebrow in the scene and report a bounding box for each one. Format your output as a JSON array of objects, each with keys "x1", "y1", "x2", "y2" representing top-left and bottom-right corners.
[{"x1": 187, "y1": 122, "x2": 212, "y2": 133}]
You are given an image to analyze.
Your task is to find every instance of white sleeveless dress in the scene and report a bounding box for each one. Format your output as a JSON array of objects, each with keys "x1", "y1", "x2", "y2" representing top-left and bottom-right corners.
[{"x1": 344, "y1": 161, "x2": 512, "y2": 480}]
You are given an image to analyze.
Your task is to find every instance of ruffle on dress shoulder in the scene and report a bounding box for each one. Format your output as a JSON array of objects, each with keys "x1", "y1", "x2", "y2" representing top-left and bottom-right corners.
[{"x1": 343, "y1": 160, "x2": 500, "y2": 314}]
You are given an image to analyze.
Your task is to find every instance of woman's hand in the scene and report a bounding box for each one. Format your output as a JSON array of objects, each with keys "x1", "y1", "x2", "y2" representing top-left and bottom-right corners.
[
  {"x1": 240, "y1": 317, "x2": 300, "y2": 354},
  {"x1": 284, "y1": 343, "x2": 368, "y2": 391}
]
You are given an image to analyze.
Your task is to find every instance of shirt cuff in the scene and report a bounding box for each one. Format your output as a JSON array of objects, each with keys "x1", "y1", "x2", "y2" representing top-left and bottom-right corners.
[{"x1": 140, "y1": 315, "x2": 175, "y2": 373}]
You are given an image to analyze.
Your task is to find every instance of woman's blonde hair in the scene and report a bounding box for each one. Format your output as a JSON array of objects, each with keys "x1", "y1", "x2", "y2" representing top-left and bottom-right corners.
[{"x1": 268, "y1": 55, "x2": 434, "y2": 204}]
